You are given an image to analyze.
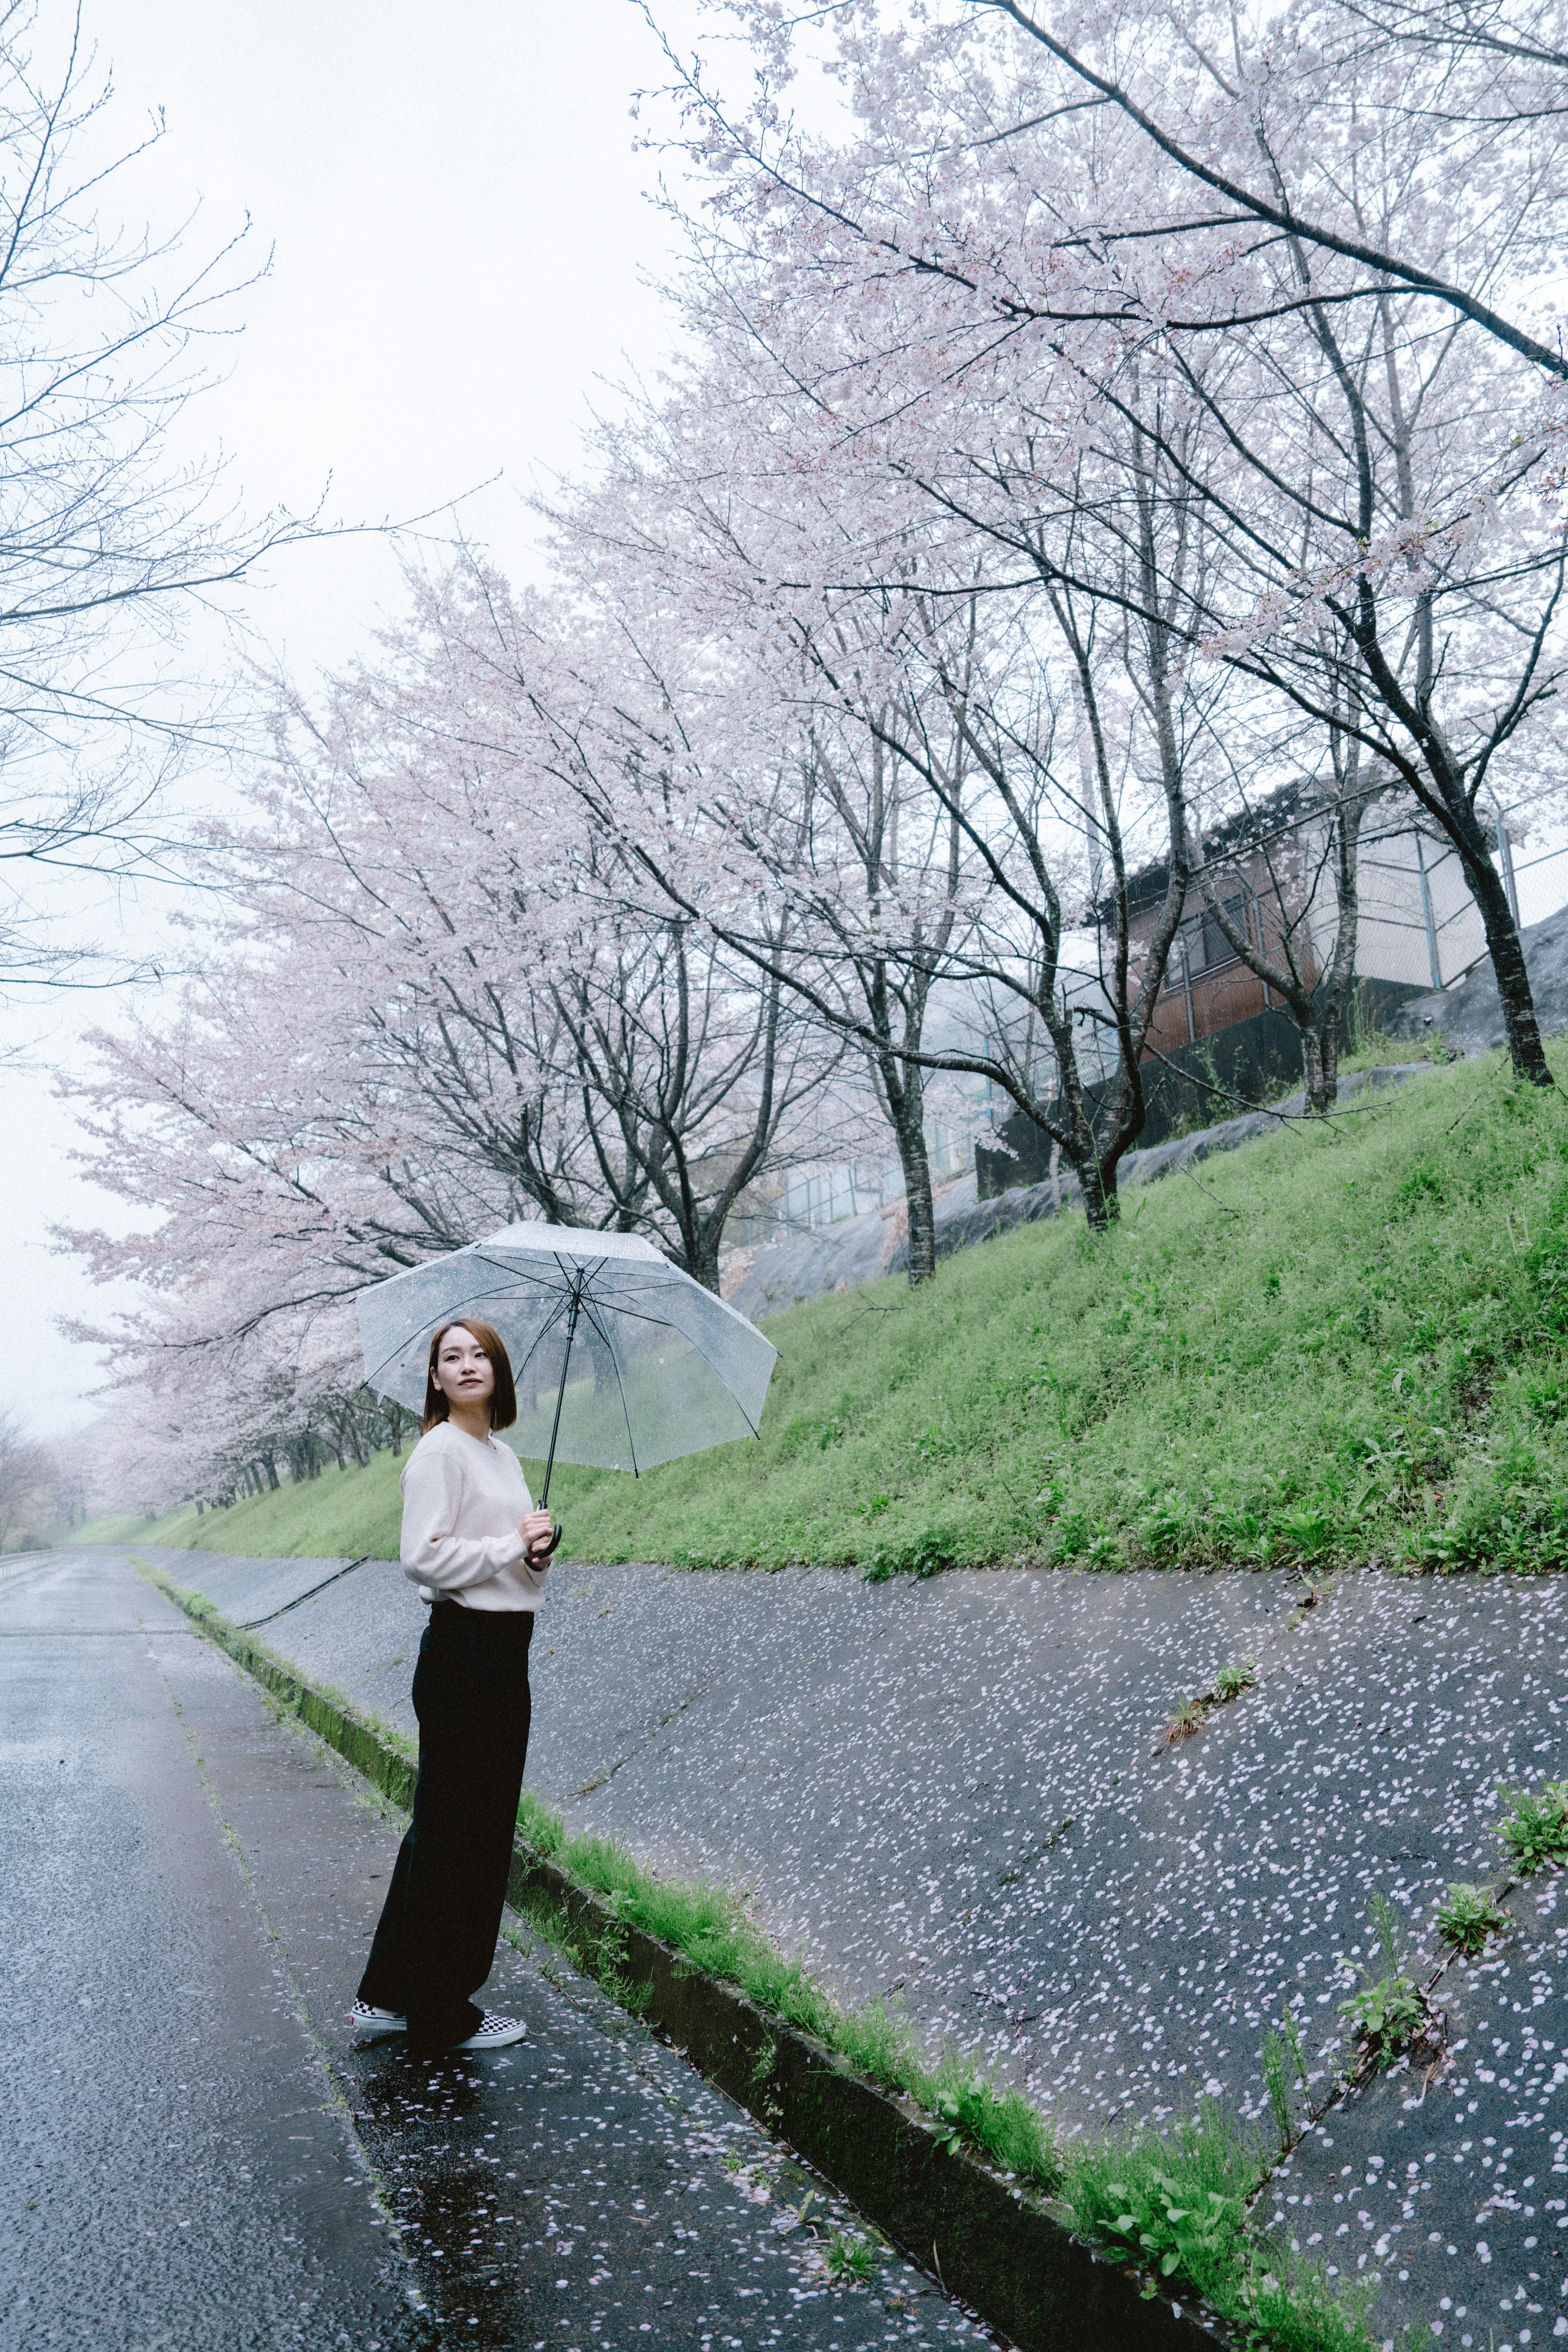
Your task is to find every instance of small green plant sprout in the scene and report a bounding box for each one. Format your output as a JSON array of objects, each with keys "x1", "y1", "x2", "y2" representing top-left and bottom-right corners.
[
  {"x1": 931, "y1": 2069, "x2": 987, "y2": 2155},
  {"x1": 1098, "y1": 2172, "x2": 1241, "y2": 2281},
  {"x1": 1279, "y1": 2005, "x2": 1311, "y2": 2100},
  {"x1": 1435, "y1": 1881, "x2": 1506, "y2": 1956},
  {"x1": 1339, "y1": 1894, "x2": 1428, "y2": 2069},
  {"x1": 1260, "y1": 2004, "x2": 1316, "y2": 2154},
  {"x1": 1163, "y1": 1660, "x2": 1259, "y2": 1746},
  {"x1": 1260, "y1": 2031, "x2": 1294, "y2": 2156},
  {"x1": 1497, "y1": 1780, "x2": 1568, "y2": 1873},
  {"x1": 1260, "y1": 2007, "x2": 1316, "y2": 2154},
  {"x1": 820, "y1": 2227, "x2": 877, "y2": 2287}
]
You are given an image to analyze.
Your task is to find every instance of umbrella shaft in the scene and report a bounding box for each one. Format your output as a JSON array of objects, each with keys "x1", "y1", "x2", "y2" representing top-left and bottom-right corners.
[{"x1": 539, "y1": 1292, "x2": 581, "y2": 1510}]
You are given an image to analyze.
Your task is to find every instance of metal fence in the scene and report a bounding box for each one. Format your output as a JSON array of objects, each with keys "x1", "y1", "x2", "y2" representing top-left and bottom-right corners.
[{"x1": 726, "y1": 1114, "x2": 990, "y2": 1246}]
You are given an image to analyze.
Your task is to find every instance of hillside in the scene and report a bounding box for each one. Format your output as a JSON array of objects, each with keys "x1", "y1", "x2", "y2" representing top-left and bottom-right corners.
[{"x1": 93, "y1": 1046, "x2": 1568, "y2": 1576}]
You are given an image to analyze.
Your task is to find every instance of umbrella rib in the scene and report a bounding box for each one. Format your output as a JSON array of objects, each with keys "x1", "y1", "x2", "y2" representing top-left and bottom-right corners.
[
  {"x1": 564, "y1": 1295, "x2": 767, "y2": 1435},
  {"x1": 463, "y1": 1254, "x2": 570, "y2": 1293},
  {"x1": 360, "y1": 1274, "x2": 566, "y2": 1394},
  {"x1": 577, "y1": 1292, "x2": 641, "y2": 1477},
  {"x1": 507, "y1": 1289, "x2": 576, "y2": 1390}
]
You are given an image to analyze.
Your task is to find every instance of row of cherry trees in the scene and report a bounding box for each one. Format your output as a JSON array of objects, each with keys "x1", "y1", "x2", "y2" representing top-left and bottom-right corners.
[{"x1": 63, "y1": 0, "x2": 1568, "y2": 1514}]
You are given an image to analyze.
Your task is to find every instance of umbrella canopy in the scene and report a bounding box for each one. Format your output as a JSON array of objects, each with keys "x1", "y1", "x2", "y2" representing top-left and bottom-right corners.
[{"x1": 356, "y1": 1222, "x2": 778, "y2": 1492}]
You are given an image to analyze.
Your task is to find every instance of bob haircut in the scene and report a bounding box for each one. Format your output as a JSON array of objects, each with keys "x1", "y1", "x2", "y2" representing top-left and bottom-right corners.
[{"x1": 422, "y1": 1319, "x2": 518, "y2": 1433}]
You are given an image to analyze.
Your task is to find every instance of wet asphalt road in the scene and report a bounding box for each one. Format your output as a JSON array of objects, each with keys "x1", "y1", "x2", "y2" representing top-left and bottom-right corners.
[{"x1": 0, "y1": 1551, "x2": 993, "y2": 2352}]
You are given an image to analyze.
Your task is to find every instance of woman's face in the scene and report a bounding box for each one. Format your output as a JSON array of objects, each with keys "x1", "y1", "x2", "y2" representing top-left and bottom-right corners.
[{"x1": 433, "y1": 1327, "x2": 496, "y2": 1412}]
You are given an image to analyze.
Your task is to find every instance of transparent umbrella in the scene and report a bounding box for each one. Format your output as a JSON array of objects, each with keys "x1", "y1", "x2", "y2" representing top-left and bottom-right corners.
[{"x1": 356, "y1": 1223, "x2": 779, "y2": 1525}]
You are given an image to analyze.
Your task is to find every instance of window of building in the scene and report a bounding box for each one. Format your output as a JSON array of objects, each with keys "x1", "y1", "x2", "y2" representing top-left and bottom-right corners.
[{"x1": 1168, "y1": 892, "x2": 1254, "y2": 982}]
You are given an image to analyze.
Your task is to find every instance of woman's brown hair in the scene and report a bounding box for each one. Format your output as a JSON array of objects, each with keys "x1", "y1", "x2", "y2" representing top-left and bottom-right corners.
[{"x1": 422, "y1": 1319, "x2": 518, "y2": 1433}]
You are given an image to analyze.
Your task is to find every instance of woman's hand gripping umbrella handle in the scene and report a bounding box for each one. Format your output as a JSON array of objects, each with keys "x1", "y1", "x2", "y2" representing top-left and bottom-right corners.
[{"x1": 520, "y1": 1507, "x2": 561, "y2": 1564}]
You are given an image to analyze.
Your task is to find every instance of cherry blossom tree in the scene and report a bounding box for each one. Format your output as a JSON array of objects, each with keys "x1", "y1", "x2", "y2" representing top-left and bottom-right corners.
[
  {"x1": 525, "y1": 521, "x2": 980, "y2": 1278},
  {"x1": 537, "y1": 89, "x2": 1247, "y2": 1225},
  {"x1": 57, "y1": 551, "x2": 845, "y2": 1480},
  {"x1": 971, "y1": 0, "x2": 1568, "y2": 376},
  {"x1": 659, "y1": 0, "x2": 1568, "y2": 1087},
  {"x1": 0, "y1": 4, "x2": 330, "y2": 995},
  {"x1": 0, "y1": 1408, "x2": 49, "y2": 1546}
]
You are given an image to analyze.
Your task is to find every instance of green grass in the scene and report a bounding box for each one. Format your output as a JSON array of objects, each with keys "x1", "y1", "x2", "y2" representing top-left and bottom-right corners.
[
  {"x1": 94, "y1": 1046, "x2": 1568, "y2": 1576},
  {"x1": 1067, "y1": 2105, "x2": 1382, "y2": 2350},
  {"x1": 511, "y1": 1788, "x2": 1059, "y2": 2190},
  {"x1": 75, "y1": 1452, "x2": 407, "y2": 1560}
]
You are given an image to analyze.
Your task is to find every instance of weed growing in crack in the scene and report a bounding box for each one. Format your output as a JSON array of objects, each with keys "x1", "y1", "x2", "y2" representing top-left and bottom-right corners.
[
  {"x1": 1163, "y1": 1658, "x2": 1259, "y2": 1744},
  {"x1": 1261, "y1": 2031, "x2": 1296, "y2": 2156},
  {"x1": 1339, "y1": 1895, "x2": 1427, "y2": 2069},
  {"x1": 1254, "y1": 2011, "x2": 1322, "y2": 2168},
  {"x1": 1435, "y1": 1881, "x2": 1506, "y2": 1954},
  {"x1": 1164, "y1": 1695, "x2": 1207, "y2": 1743},
  {"x1": 820, "y1": 2227, "x2": 877, "y2": 2286},
  {"x1": 1280, "y1": 2006, "x2": 1312, "y2": 2101},
  {"x1": 1497, "y1": 1780, "x2": 1568, "y2": 1871},
  {"x1": 1065, "y1": 2103, "x2": 1381, "y2": 2349}
]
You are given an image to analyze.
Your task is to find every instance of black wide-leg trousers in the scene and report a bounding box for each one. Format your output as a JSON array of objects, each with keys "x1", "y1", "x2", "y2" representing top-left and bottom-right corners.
[{"x1": 358, "y1": 1598, "x2": 534, "y2": 2054}]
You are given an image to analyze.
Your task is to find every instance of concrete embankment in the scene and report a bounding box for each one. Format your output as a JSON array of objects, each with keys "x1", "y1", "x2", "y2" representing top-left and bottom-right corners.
[{"x1": 145, "y1": 1541, "x2": 1568, "y2": 2348}]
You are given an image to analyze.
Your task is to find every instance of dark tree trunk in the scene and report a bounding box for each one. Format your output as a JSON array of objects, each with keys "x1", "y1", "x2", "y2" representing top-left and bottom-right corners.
[
  {"x1": 1346, "y1": 563, "x2": 1554, "y2": 1088},
  {"x1": 688, "y1": 1232, "x2": 724, "y2": 1295},
  {"x1": 1463, "y1": 824, "x2": 1551, "y2": 1084},
  {"x1": 889, "y1": 1087, "x2": 937, "y2": 1281},
  {"x1": 874, "y1": 1035, "x2": 937, "y2": 1283}
]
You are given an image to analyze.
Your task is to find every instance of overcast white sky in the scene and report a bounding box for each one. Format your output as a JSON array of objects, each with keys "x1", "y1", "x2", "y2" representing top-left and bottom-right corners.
[{"x1": 0, "y1": 0, "x2": 717, "y2": 1433}]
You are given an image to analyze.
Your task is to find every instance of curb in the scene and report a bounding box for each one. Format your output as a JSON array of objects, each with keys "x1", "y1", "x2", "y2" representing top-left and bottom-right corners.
[{"x1": 145, "y1": 1569, "x2": 1225, "y2": 2352}]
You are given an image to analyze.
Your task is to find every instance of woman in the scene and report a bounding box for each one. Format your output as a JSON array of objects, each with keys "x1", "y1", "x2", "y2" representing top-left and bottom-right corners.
[{"x1": 351, "y1": 1318, "x2": 556, "y2": 2056}]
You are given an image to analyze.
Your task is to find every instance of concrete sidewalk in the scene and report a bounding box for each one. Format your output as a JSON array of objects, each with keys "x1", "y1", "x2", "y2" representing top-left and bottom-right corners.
[
  {"x1": 143, "y1": 1539, "x2": 1568, "y2": 2346},
  {"x1": 0, "y1": 1551, "x2": 994, "y2": 2351}
]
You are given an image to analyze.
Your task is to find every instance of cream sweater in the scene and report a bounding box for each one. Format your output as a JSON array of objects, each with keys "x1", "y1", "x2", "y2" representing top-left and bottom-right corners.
[{"x1": 399, "y1": 1421, "x2": 552, "y2": 1613}]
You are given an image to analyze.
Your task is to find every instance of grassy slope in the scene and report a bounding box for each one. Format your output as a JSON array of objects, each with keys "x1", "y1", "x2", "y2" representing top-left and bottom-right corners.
[
  {"x1": 104, "y1": 1047, "x2": 1568, "y2": 1574},
  {"x1": 75, "y1": 1456, "x2": 406, "y2": 1561}
]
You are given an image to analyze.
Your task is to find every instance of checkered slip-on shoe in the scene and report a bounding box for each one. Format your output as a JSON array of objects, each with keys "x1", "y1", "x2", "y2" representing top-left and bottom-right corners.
[
  {"x1": 450, "y1": 2012, "x2": 528, "y2": 2051},
  {"x1": 348, "y1": 2000, "x2": 407, "y2": 2038}
]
